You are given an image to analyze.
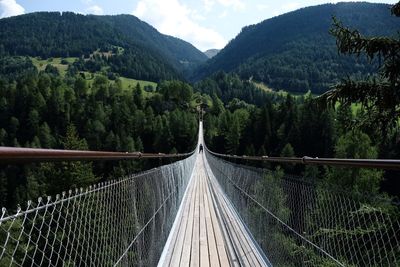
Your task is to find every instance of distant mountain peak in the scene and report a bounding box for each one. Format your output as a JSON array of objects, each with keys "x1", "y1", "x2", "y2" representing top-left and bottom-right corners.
[{"x1": 204, "y1": 49, "x2": 220, "y2": 59}]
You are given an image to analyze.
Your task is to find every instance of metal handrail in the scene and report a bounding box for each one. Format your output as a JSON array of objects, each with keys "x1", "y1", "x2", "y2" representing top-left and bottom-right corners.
[
  {"x1": 207, "y1": 149, "x2": 400, "y2": 170},
  {"x1": 3, "y1": 145, "x2": 399, "y2": 170},
  {"x1": 0, "y1": 147, "x2": 194, "y2": 163}
]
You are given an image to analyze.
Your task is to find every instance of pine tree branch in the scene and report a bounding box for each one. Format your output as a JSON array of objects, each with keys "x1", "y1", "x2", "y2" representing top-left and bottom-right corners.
[
  {"x1": 391, "y1": 1, "x2": 400, "y2": 17},
  {"x1": 330, "y1": 17, "x2": 400, "y2": 61}
]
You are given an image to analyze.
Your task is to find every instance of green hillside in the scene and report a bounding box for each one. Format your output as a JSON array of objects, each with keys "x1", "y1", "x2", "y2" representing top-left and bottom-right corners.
[
  {"x1": 0, "y1": 12, "x2": 207, "y2": 82},
  {"x1": 29, "y1": 56, "x2": 156, "y2": 90},
  {"x1": 193, "y1": 2, "x2": 400, "y2": 94}
]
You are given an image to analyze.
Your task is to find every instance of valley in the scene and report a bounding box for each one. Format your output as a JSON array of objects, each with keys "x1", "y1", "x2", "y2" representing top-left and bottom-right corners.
[{"x1": 0, "y1": 2, "x2": 399, "y2": 265}]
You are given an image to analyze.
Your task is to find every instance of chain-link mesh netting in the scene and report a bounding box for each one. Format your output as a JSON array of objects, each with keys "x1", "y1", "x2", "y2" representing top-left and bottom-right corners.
[
  {"x1": 205, "y1": 150, "x2": 400, "y2": 266},
  {"x1": 0, "y1": 153, "x2": 196, "y2": 266}
]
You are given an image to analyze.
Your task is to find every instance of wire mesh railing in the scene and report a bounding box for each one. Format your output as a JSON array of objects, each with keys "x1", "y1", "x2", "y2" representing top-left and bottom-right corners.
[
  {"x1": 205, "y1": 149, "x2": 400, "y2": 266},
  {"x1": 0, "y1": 152, "x2": 196, "y2": 266}
]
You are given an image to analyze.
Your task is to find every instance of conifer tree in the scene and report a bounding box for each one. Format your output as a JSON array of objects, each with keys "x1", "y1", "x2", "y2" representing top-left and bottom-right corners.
[{"x1": 321, "y1": 2, "x2": 400, "y2": 135}]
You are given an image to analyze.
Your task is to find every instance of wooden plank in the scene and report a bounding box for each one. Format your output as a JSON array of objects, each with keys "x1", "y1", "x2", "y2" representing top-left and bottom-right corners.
[
  {"x1": 212, "y1": 166, "x2": 265, "y2": 267},
  {"x1": 205, "y1": 173, "x2": 239, "y2": 267},
  {"x1": 220, "y1": 197, "x2": 254, "y2": 264},
  {"x1": 161, "y1": 149, "x2": 268, "y2": 267},
  {"x1": 216, "y1": 188, "x2": 252, "y2": 267},
  {"x1": 205, "y1": 159, "x2": 266, "y2": 267},
  {"x1": 226, "y1": 200, "x2": 264, "y2": 267},
  {"x1": 202, "y1": 171, "x2": 221, "y2": 267},
  {"x1": 206, "y1": 162, "x2": 263, "y2": 266},
  {"x1": 180, "y1": 172, "x2": 198, "y2": 266},
  {"x1": 191, "y1": 169, "x2": 201, "y2": 267},
  {"x1": 225, "y1": 201, "x2": 260, "y2": 267},
  {"x1": 162, "y1": 179, "x2": 191, "y2": 266},
  {"x1": 199, "y1": 170, "x2": 210, "y2": 267},
  {"x1": 167, "y1": 170, "x2": 197, "y2": 266}
]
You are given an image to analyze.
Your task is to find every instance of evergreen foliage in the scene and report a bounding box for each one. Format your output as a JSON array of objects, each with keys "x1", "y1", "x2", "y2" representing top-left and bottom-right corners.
[
  {"x1": 193, "y1": 3, "x2": 400, "y2": 94},
  {"x1": 321, "y1": 2, "x2": 400, "y2": 134},
  {"x1": 0, "y1": 12, "x2": 207, "y2": 81},
  {"x1": 200, "y1": 73, "x2": 399, "y2": 198},
  {"x1": 194, "y1": 71, "x2": 274, "y2": 106},
  {"x1": 0, "y1": 65, "x2": 198, "y2": 208}
]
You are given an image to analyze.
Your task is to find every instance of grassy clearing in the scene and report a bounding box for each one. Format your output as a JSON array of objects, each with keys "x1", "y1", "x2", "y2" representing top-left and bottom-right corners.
[
  {"x1": 31, "y1": 57, "x2": 78, "y2": 76},
  {"x1": 274, "y1": 89, "x2": 320, "y2": 98},
  {"x1": 252, "y1": 81, "x2": 273, "y2": 93},
  {"x1": 91, "y1": 47, "x2": 124, "y2": 57},
  {"x1": 31, "y1": 56, "x2": 157, "y2": 96},
  {"x1": 80, "y1": 72, "x2": 157, "y2": 97},
  {"x1": 119, "y1": 77, "x2": 157, "y2": 90},
  {"x1": 251, "y1": 81, "x2": 321, "y2": 98}
]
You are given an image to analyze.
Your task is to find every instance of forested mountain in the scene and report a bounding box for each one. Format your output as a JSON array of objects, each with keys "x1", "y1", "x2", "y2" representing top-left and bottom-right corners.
[
  {"x1": 193, "y1": 2, "x2": 400, "y2": 93},
  {"x1": 0, "y1": 12, "x2": 207, "y2": 81}
]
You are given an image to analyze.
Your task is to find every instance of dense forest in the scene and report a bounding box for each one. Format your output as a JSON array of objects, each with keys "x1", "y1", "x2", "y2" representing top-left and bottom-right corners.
[
  {"x1": 194, "y1": 71, "x2": 277, "y2": 106},
  {"x1": 0, "y1": 12, "x2": 207, "y2": 81},
  {"x1": 0, "y1": 0, "x2": 399, "y2": 221},
  {"x1": 1, "y1": 55, "x2": 399, "y2": 208},
  {"x1": 0, "y1": 0, "x2": 399, "y2": 265},
  {"x1": 193, "y1": 2, "x2": 400, "y2": 94},
  {"x1": 0, "y1": 56, "x2": 199, "y2": 208},
  {"x1": 204, "y1": 96, "x2": 399, "y2": 200}
]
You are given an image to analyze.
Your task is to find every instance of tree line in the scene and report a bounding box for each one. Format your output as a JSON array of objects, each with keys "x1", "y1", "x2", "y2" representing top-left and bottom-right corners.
[
  {"x1": 0, "y1": 59, "x2": 198, "y2": 209},
  {"x1": 199, "y1": 72, "x2": 399, "y2": 199}
]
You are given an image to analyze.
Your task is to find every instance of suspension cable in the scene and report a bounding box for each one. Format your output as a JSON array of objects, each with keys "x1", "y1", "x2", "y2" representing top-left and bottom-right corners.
[
  {"x1": 0, "y1": 146, "x2": 194, "y2": 162},
  {"x1": 207, "y1": 149, "x2": 400, "y2": 170}
]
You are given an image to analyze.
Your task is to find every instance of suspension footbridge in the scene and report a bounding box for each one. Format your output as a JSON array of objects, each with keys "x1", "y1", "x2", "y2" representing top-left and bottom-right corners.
[
  {"x1": 159, "y1": 123, "x2": 268, "y2": 267},
  {"x1": 0, "y1": 122, "x2": 399, "y2": 266}
]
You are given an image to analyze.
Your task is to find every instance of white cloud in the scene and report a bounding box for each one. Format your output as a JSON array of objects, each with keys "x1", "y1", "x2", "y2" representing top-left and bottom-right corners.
[
  {"x1": 202, "y1": 0, "x2": 245, "y2": 12},
  {"x1": 0, "y1": 0, "x2": 24, "y2": 18},
  {"x1": 133, "y1": 0, "x2": 227, "y2": 50},
  {"x1": 82, "y1": 0, "x2": 93, "y2": 4},
  {"x1": 86, "y1": 5, "x2": 103, "y2": 15},
  {"x1": 217, "y1": 0, "x2": 245, "y2": 11},
  {"x1": 257, "y1": 4, "x2": 269, "y2": 11},
  {"x1": 219, "y1": 11, "x2": 228, "y2": 18},
  {"x1": 192, "y1": 11, "x2": 206, "y2": 22},
  {"x1": 202, "y1": 0, "x2": 214, "y2": 12}
]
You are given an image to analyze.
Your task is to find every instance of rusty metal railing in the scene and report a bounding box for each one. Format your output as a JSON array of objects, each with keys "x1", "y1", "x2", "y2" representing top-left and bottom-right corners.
[
  {"x1": 1, "y1": 145, "x2": 399, "y2": 170},
  {"x1": 207, "y1": 148, "x2": 400, "y2": 170},
  {"x1": 0, "y1": 147, "x2": 194, "y2": 163}
]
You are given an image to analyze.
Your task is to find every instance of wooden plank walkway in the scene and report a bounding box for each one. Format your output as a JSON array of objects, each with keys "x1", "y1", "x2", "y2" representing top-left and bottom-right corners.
[{"x1": 158, "y1": 142, "x2": 268, "y2": 267}]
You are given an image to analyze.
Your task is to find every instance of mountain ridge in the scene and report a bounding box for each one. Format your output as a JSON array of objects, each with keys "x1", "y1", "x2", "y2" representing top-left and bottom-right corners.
[
  {"x1": 193, "y1": 2, "x2": 400, "y2": 93},
  {"x1": 0, "y1": 12, "x2": 207, "y2": 81}
]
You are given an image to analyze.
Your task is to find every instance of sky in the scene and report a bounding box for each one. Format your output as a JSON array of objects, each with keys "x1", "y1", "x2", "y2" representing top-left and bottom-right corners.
[{"x1": 0, "y1": 0, "x2": 397, "y2": 51}]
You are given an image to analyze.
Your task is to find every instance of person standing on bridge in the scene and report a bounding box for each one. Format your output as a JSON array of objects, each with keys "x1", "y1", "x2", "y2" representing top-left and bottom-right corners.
[{"x1": 199, "y1": 144, "x2": 203, "y2": 153}]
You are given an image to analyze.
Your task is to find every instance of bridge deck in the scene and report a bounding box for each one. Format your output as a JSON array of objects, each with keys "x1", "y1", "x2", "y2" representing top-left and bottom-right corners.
[{"x1": 159, "y1": 150, "x2": 268, "y2": 267}]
